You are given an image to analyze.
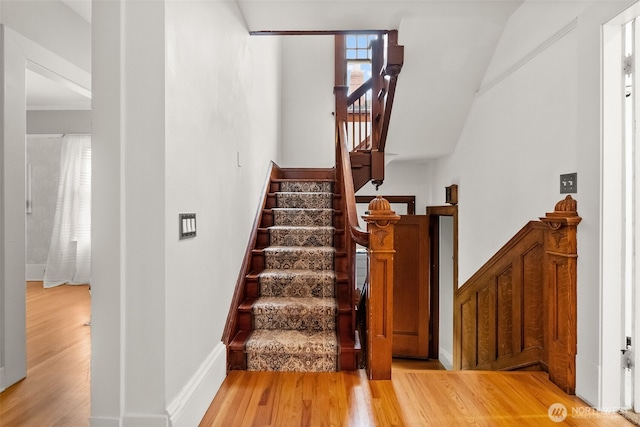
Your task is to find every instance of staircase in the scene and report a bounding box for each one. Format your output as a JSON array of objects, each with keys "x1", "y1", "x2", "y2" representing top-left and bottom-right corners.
[
  {"x1": 225, "y1": 166, "x2": 359, "y2": 372},
  {"x1": 246, "y1": 179, "x2": 338, "y2": 371}
]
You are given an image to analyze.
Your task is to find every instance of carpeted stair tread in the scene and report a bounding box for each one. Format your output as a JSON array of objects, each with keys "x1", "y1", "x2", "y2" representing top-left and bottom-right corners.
[
  {"x1": 276, "y1": 192, "x2": 333, "y2": 209},
  {"x1": 272, "y1": 208, "x2": 334, "y2": 227},
  {"x1": 259, "y1": 269, "x2": 335, "y2": 298},
  {"x1": 279, "y1": 181, "x2": 333, "y2": 193},
  {"x1": 253, "y1": 297, "x2": 337, "y2": 331},
  {"x1": 264, "y1": 246, "x2": 334, "y2": 271},
  {"x1": 269, "y1": 226, "x2": 334, "y2": 247}
]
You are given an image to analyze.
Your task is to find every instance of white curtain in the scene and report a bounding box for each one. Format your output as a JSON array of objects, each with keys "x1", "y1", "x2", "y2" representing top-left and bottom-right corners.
[{"x1": 44, "y1": 135, "x2": 91, "y2": 288}]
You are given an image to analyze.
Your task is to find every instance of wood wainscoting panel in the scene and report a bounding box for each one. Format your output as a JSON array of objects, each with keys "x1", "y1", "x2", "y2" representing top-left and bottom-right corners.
[
  {"x1": 460, "y1": 297, "x2": 476, "y2": 370},
  {"x1": 454, "y1": 197, "x2": 581, "y2": 393},
  {"x1": 496, "y1": 267, "x2": 513, "y2": 360},
  {"x1": 476, "y1": 282, "x2": 495, "y2": 366},
  {"x1": 456, "y1": 222, "x2": 546, "y2": 372},
  {"x1": 522, "y1": 243, "x2": 545, "y2": 352}
]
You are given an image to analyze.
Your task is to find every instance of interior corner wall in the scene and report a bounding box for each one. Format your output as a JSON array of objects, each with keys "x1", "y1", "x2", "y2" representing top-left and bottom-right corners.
[
  {"x1": 429, "y1": 0, "x2": 636, "y2": 410},
  {"x1": 279, "y1": 35, "x2": 334, "y2": 168},
  {"x1": 164, "y1": 2, "x2": 281, "y2": 425}
]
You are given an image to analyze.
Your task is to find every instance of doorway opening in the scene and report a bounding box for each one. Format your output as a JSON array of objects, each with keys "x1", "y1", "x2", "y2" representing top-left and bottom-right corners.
[{"x1": 427, "y1": 204, "x2": 458, "y2": 370}]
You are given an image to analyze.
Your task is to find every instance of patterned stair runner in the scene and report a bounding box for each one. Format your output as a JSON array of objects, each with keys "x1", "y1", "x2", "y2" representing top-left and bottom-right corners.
[{"x1": 245, "y1": 181, "x2": 338, "y2": 372}]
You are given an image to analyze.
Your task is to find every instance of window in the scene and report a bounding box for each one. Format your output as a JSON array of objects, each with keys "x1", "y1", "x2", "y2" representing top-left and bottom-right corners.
[{"x1": 345, "y1": 33, "x2": 377, "y2": 96}]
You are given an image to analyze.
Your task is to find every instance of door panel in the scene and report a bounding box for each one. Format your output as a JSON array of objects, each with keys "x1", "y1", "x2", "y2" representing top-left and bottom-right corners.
[{"x1": 393, "y1": 215, "x2": 429, "y2": 358}]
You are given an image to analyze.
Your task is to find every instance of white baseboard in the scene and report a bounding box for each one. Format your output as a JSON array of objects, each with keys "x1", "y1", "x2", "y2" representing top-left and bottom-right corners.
[
  {"x1": 439, "y1": 348, "x2": 453, "y2": 370},
  {"x1": 122, "y1": 414, "x2": 169, "y2": 427},
  {"x1": 0, "y1": 367, "x2": 5, "y2": 393},
  {"x1": 89, "y1": 416, "x2": 121, "y2": 427},
  {"x1": 167, "y1": 342, "x2": 227, "y2": 427},
  {"x1": 26, "y1": 264, "x2": 46, "y2": 281}
]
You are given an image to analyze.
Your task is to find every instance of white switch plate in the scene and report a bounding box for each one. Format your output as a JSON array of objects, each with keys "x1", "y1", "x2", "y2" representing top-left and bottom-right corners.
[{"x1": 179, "y1": 213, "x2": 196, "y2": 239}]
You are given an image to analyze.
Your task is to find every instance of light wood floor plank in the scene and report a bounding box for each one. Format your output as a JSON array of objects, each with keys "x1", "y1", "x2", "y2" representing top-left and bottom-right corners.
[
  {"x1": 0, "y1": 282, "x2": 90, "y2": 427},
  {"x1": 200, "y1": 367, "x2": 633, "y2": 426}
]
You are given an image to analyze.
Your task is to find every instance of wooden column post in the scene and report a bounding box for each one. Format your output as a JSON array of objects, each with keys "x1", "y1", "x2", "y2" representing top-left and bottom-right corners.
[
  {"x1": 540, "y1": 195, "x2": 582, "y2": 394},
  {"x1": 363, "y1": 196, "x2": 400, "y2": 380}
]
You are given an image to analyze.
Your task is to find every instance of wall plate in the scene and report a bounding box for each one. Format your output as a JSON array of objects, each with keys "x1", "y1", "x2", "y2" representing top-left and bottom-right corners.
[
  {"x1": 179, "y1": 213, "x2": 196, "y2": 239},
  {"x1": 560, "y1": 173, "x2": 577, "y2": 194}
]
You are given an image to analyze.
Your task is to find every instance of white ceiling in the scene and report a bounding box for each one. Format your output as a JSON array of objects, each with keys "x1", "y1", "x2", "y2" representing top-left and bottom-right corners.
[
  {"x1": 25, "y1": 0, "x2": 91, "y2": 111},
  {"x1": 30, "y1": 0, "x2": 523, "y2": 158},
  {"x1": 238, "y1": 0, "x2": 523, "y2": 160}
]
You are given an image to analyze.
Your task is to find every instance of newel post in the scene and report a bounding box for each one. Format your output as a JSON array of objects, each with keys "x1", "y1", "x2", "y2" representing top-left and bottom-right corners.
[
  {"x1": 363, "y1": 196, "x2": 400, "y2": 380},
  {"x1": 539, "y1": 195, "x2": 582, "y2": 394}
]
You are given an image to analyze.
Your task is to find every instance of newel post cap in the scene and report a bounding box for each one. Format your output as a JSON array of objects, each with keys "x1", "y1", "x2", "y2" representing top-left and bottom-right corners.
[
  {"x1": 540, "y1": 195, "x2": 582, "y2": 229},
  {"x1": 363, "y1": 195, "x2": 400, "y2": 225}
]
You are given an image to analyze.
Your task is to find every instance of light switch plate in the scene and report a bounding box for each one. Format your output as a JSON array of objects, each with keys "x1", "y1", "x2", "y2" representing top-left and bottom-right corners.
[
  {"x1": 179, "y1": 213, "x2": 196, "y2": 239},
  {"x1": 560, "y1": 173, "x2": 577, "y2": 194}
]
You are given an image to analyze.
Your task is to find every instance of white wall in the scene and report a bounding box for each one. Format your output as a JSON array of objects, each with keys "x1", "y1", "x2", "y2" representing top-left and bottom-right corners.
[
  {"x1": 429, "y1": 0, "x2": 636, "y2": 410},
  {"x1": 92, "y1": 0, "x2": 281, "y2": 425},
  {"x1": 280, "y1": 35, "x2": 334, "y2": 168},
  {"x1": 25, "y1": 136, "x2": 62, "y2": 280},
  {"x1": 164, "y1": 2, "x2": 281, "y2": 426},
  {"x1": 27, "y1": 110, "x2": 91, "y2": 134},
  {"x1": 357, "y1": 159, "x2": 432, "y2": 213}
]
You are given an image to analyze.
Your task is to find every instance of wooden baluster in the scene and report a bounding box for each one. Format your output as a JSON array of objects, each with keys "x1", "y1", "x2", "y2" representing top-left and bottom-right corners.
[
  {"x1": 539, "y1": 195, "x2": 582, "y2": 394},
  {"x1": 363, "y1": 196, "x2": 400, "y2": 380}
]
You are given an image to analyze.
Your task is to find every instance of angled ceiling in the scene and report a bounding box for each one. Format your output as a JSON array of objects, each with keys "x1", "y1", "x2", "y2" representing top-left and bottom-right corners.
[{"x1": 238, "y1": 0, "x2": 522, "y2": 160}]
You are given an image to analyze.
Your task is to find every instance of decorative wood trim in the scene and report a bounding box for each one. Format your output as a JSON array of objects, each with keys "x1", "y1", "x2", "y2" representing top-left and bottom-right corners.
[
  {"x1": 454, "y1": 197, "x2": 581, "y2": 394},
  {"x1": 363, "y1": 196, "x2": 400, "y2": 380}
]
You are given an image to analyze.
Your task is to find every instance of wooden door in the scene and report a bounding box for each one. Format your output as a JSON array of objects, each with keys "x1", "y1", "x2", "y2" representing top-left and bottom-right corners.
[{"x1": 392, "y1": 215, "x2": 429, "y2": 358}]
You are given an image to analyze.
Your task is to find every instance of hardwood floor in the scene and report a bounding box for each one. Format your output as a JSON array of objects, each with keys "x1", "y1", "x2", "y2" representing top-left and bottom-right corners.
[
  {"x1": 0, "y1": 282, "x2": 91, "y2": 427},
  {"x1": 200, "y1": 363, "x2": 633, "y2": 426},
  {"x1": 1, "y1": 283, "x2": 634, "y2": 427}
]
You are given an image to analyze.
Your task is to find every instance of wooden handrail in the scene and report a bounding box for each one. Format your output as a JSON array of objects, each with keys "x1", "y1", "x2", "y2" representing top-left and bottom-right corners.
[
  {"x1": 377, "y1": 32, "x2": 403, "y2": 153},
  {"x1": 334, "y1": 31, "x2": 403, "y2": 190},
  {"x1": 336, "y1": 121, "x2": 369, "y2": 247},
  {"x1": 377, "y1": 74, "x2": 398, "y2": 153},
  {"x1": 347, "y1": 78, "x2": 373, "y2": 105}
]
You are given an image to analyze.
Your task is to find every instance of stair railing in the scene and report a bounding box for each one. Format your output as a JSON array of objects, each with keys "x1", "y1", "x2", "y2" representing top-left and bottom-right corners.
[
  {"x1": 336, "y1": 120, "x2": 400, "y2": 380},
  {"x1": 336, "y1": 121, "x2": 369, "y2": 248},
  {"x1": 335, "y1": 30, "x2": 404, "y2": 191}
]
